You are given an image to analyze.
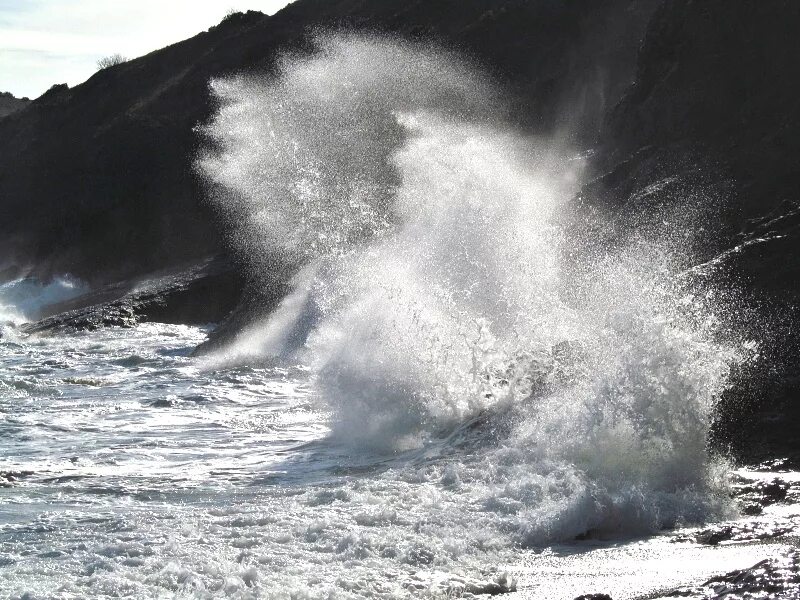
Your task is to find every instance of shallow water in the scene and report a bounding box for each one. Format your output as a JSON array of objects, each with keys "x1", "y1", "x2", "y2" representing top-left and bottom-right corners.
[
  {"x1": 2, "y1": 324, "x2": 798, "y2": 599},
  {"x1": 0, "y1": 324, "x2": 336, "y2": 597},
  {"x1": 0, "y1": 323, "x2": 542, "y2": 598}
]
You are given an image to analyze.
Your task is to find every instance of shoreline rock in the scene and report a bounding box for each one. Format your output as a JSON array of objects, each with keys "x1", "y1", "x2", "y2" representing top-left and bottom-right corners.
[{"x1": 18, "y1": 256, "x2": 241, "y2": 335}]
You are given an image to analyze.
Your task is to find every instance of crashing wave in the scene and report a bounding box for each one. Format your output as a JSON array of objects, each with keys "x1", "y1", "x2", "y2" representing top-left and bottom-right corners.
[{"x1": 198, "y1": 33, "x2": 756, "y2": 543}]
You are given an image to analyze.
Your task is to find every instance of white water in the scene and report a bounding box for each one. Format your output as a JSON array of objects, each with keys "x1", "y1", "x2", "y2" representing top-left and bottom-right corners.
[
  {"x1": 199, "y1": 34, "x2": 753, "y2": 540},
  {"x1": 0, "y1": 35, "x2": 768, "y2": 599},
  {"x1": 0, "y1": 323, "x2": 779, "y2": 600},
  {"x1": 0, "y1": 276, "x2": 85, "y2": 327}
]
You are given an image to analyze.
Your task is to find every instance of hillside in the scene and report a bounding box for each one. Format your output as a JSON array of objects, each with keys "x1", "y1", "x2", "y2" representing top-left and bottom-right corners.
[{"x1": 0, "y1": 0, "x2": 659, "y2": 284}]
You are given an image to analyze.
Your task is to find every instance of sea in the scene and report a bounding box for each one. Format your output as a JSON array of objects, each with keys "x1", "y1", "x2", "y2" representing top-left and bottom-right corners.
[{"x1": 1, "y1": 34, "x2": 798, "y2": 599}]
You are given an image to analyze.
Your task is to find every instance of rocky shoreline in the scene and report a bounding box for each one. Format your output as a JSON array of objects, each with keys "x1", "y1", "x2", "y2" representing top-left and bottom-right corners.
[
  {"x1": 515, "y1": 464, "x2": 800, "y2": 600},
  {"x1": 12, "y1": 256, "x2": 240, "y2": 335}
]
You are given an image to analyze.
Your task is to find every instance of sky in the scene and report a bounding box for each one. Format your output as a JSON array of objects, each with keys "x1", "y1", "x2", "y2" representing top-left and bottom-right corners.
[{"x1": 0, "y1": 0, "x2": 293, "y2": 99}]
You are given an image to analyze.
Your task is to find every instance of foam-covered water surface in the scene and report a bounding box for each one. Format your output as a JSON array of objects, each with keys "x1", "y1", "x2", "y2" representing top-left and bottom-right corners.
[
  {"x1": 0, "y1": 324, "x2": 334, "y2": 597},
  {"x1": 0, "y1": 276, "x2": 86, "y2": 328},
  {"x1": 1, "y1": 324, "x2": 794, "y2": 599}
]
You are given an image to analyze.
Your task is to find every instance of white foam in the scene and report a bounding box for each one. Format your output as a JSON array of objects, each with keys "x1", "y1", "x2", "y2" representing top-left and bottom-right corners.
[
  {"x1": 0, "y1": 275, "x2": 86, "y2": 327},
  {"x1": 199, "y1": 33, "x2": 757, "y2": 546}
]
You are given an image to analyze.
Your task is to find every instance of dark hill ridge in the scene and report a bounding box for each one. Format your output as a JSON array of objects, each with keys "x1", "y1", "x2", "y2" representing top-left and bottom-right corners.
[
  {"x1": 0, "y1": 91, "x2": 29, "y2": 118},
  {"x1": 0, "y1": 0, "x2": 659, "y2": 284}
]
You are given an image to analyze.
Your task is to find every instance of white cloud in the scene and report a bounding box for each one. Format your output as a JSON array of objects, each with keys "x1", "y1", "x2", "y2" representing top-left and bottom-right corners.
[{"x1": 0, "y1": 0, "x2": 293, "y2": 98}]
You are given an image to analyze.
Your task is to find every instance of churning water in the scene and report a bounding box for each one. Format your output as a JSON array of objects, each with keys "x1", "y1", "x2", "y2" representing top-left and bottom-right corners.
[
  {"x1": 0, "y1": 277, "x2": 86, "y2": 327},
  {"x1": 0, "y1": 35, "x2": 762, "y2": 598},
  {"x1": 198, "y1": 33, "x2": 751, "y2": 536}
]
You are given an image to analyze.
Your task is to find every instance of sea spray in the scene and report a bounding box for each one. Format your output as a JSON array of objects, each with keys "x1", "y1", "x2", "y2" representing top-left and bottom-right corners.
[
  {"x1": 199, "y1": 33, "x2": 754, "y2": 543},
  {"x1": 0, "y1": 276, "x2": 86, "y2": 329},
  {"x1": 198, "y1": 35, "x2": 504, "y2": 276}
]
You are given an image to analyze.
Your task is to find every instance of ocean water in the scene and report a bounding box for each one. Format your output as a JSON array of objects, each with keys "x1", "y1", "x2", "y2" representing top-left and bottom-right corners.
[
  {"x1": 1, "y1": 322, "x2": 796, "y2": 599},
  {"x1": 0, "y1": 34, "x2": 774, "y2": 599},
  {"x1": 0, "y1": 277, "x2": 86, "y2": 327}
]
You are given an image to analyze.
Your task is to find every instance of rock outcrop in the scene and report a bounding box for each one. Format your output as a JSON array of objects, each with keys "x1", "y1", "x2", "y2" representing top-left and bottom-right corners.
[
  {"x1": 583, "y1": 0, "x2": 800, "y2": 462},
  {"x1": 0, "y1": 91, "x2": 29, "y2": 118},
  {"x1": 20, "y1": 256, "x2": 241, "y2": 335}
]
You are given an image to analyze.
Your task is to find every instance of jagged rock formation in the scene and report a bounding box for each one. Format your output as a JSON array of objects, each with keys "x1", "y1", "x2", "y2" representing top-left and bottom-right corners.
[
  {"x1": 0, "y1": 91, "x2": 29, "y2": 118},
  {"x1": 595, "y1": 0, "x2": 800, "y2": 290},
  {"x1": 0, "y1": 0, "x2": 658, "y2": 284},
  {"x1": 583, "y1": 0, "x2": 800, "y2": 462}
]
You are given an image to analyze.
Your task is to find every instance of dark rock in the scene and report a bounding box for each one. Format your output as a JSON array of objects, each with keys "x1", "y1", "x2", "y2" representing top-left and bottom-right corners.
[
  {"x1": 674, "y1": 519, "x2": 794, "y2": 546},
  {"x1": 718, "y1": 377, "x2": 800, "y2": 468},
  {"x1": 761, "y1": 481, "x2": 790, "y2": 503},
  {"x1": 19, "y1": 256, "x2": 241, "y2": 335},
  {"x1": 0, "y1": 91, "x2": 29, "y2": 118},
  {"x1": 0, "y1": 470, "x2": 35, "y2": 482},
  {"x1": 574, "y1": 594, "x2": 613, "y2": 600},
  {"x1": 666, "y1": 550, "x2": 800, "y2": 599},
  {"x1": 593, "y1": 0, "x2": 800, "y2": 303},
  {"x1": 695, "y1": 526, "x2": 734, "y2": 546},
  {"x1": 0, "y1": 264, "x2": 22, "y2": 284},
  {"x1": 582, "y1": 0, "x2": 800, "y2": 462},
  {"x1": 741, "y1": 503, "x2": 763, "y2": 516},
  {"x1": 735, "y1": 478, "x2": 791, "y2": 510},
  {"x1": 0, "y1": 470, "x2": 36, "y2": 487},
  {"x1": 444, "y1": 573, "x2": 516, "y2": 596},
  {"x1": 192, "y1": 271, "x2": 291, "y2": 356}
]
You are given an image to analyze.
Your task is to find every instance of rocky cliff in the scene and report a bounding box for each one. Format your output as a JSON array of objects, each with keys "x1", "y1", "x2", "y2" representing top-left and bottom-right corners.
[
  {"x1": 584, "y1": 0, "x2": 800, "y2": 462},
  {"x1": 0, "y1": 0, "x2": 658, "y2": 284}
]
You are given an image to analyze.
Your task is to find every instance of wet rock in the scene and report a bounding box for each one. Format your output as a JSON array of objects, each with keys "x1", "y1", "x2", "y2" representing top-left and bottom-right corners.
[
  {"x1": 19, "y1": 256, "x2": 241, "y2": 335},
  {"x1": 675, "y1": 520, "x2": 795, "y2": 546},
  {"x1": 666, "y1": 550, "x2": 800, "y2": 599},
  {"x1": 761, "y1": 480, "x2": 790, "y2": 503},
  {"x1": 741, "y1": 503, "x2": 763, "y2": 516},
  {"x1": 148, "y1": 397, "x2": 181, "y2": 409},
  {"x1": 0, "y1": 470, "x2": 35, "y2": 487},
  {"x1": 734, "y1": 477, "x2": 792, "y2": 510},
  {"x1": 0, "y1": 470, "x2": 34, "y2": 482},
  {"x1": 695, "y1": 526, "x2": 734, "y2": 546},
  {"x1": 442, "y1": 573, "x2": 517, "y2": 596},
  {"x1": 406, "y1": 546, "x2": 435, "y2": 566},
  {"x1": 756, "y1": 458, "x2": 793, "y2": 472}
]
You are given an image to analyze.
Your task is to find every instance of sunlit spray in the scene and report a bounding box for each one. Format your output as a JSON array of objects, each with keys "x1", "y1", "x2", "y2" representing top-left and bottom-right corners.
[{"x1": 199, "y1": 33, "x2": 755, "y2": 542}]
